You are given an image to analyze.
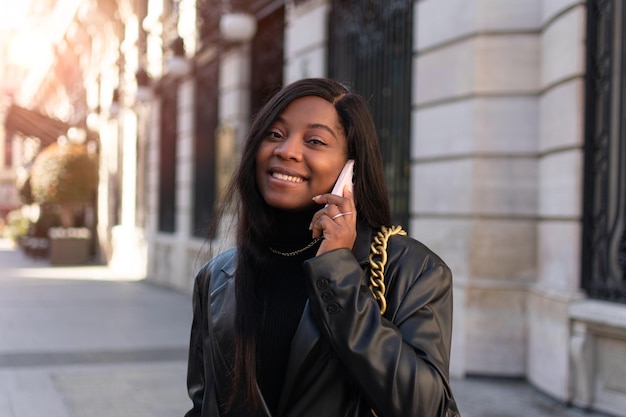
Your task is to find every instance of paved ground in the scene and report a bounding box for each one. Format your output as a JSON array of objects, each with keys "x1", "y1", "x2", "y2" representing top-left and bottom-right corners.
[{"x1": 0, "y1": 238, "x2": 612, "y2": 417}]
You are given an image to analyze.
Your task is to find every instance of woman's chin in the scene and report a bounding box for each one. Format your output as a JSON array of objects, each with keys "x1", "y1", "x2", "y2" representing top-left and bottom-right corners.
[{"x1": 265, "y1": 198, "x2": 317, "y2": 212}]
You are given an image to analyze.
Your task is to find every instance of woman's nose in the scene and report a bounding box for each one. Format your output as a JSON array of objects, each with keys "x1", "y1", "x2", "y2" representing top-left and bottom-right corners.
[{"x1": 274, "y1": 136, "x2": 303, "y2": 161}]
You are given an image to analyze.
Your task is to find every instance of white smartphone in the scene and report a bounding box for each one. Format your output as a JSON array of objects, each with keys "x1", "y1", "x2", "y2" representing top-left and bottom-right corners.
[{"x1": 330, "y1": 159, "x2": 355, "y2": 197}]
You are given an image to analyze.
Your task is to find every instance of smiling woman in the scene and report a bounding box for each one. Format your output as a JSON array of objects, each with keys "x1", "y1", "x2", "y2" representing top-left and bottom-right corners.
[
  {"x1": 255, "y1": 95, "x2": 348, "y2": 212},
  {"x1": 184, "y1": 78, "x2": 461, "y2": 417}
]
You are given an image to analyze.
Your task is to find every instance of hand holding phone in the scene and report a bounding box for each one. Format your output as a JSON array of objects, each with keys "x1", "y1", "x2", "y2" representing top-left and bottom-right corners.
[
  {"x1": 313, "y1": 159, "x2": 357, "y2": 253},
  {"x1": 330, "y1": 159, "x2": 354, "y2": 197}
]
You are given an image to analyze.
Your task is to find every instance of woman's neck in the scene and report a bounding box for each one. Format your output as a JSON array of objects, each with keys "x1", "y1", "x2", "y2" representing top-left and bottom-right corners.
[{"x1": 268, "y1": 207, "x2": 319, "y2": 254}]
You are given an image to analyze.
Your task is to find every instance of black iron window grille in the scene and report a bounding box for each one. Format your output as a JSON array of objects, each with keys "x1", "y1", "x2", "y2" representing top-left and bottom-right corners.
[
  {"x1": 582, "y1": 0, "x2": 626, "y2": 303},
  {"x1": 328, "y1": 0, "x2": 413, "y2": 228}
]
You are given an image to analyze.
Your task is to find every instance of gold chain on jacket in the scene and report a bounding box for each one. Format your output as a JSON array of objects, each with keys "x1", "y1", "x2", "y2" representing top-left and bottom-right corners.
[{"x1": 368, "y1": 225, "x2": 406, "y2": 315}]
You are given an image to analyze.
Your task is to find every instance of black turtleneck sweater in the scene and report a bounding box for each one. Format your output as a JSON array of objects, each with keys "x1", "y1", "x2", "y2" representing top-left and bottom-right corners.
[{"x1": 256, "y1": 208, "x2": 322, "y2": 414}]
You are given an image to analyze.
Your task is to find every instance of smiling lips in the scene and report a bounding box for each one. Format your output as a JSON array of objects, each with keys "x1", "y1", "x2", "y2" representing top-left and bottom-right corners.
[{"x1": 272, "y1": 171, "x2": 305, "y2": 183}]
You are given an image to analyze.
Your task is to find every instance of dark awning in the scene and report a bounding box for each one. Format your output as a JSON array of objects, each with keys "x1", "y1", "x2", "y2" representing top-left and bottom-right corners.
[{"x1": 3, "y1": 104, "x2": 73, "y2": 146}]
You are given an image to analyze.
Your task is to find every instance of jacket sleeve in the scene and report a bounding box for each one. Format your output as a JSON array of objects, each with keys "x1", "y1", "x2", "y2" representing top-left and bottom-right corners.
[
  {"x1": 303, "y1": 237, "x2": 456, "y2": 417},
  {"x1": 185, "y1": 267, "x2": 207, "y2": 417},
  {"x1": 185, "y1": 263, "x2": 222, "y2": 417}
]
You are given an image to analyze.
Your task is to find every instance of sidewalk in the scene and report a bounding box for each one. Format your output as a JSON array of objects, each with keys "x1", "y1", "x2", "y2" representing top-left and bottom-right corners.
[
  {"x1": 0, "y1": 238, "x2": 609, "y2": 417},
  {"x1": 0, "y1": 239, "x2": 191, "y2": 417}
]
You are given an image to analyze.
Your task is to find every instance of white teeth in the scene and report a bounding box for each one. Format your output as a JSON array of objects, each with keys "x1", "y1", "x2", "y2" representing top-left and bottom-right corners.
[{"x1": 272, "y1": 172, "x2": 303, "y2": 183}]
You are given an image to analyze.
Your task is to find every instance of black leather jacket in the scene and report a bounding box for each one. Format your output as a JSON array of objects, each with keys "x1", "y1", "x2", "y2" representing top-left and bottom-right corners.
[{"x1": 185, "y1": 225, "x2": 460, "y2": 417}]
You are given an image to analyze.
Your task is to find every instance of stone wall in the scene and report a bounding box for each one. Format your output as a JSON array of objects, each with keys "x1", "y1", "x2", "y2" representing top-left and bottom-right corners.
[{"x1": 413, "y1": 0, "x2": 542, "y2": 378}]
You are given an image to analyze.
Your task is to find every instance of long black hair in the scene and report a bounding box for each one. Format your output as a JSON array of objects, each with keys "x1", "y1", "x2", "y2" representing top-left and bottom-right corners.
[{"x1": 214, "y1": 78, "x2": 391, "y2": 411}]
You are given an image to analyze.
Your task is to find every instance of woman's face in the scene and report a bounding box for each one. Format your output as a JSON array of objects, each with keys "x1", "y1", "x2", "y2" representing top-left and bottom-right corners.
[{"x1": 255, "y1": 95, "x2": 348, "y2": 211}]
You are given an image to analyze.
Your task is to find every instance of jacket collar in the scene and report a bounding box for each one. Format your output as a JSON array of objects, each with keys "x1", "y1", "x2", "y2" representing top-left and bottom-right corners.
[
  {"x1": 280, "y1": 303, "x2": 320, "y2": 405},
  {"x1": 219, "y1": 249, "x2": 236, "y2": 278}
]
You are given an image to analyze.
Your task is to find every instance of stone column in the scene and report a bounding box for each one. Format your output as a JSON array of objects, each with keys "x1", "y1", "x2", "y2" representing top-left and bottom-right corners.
[{"x1": 413, "y1": 0, "x2": 542, "y2": 378}]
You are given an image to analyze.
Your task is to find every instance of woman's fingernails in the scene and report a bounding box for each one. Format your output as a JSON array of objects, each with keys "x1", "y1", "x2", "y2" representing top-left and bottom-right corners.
[{"x1": 312, "y1": 195, "x2": 321, "y2": 200}]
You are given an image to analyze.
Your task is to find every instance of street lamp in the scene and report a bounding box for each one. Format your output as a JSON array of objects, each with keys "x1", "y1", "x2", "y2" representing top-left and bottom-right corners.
[
  {"x1": 66, "y1": 127, "x2": 87, "y2": 144},
  {"x1": 219, "y1": 12, "x2": 257, "y2": 43}
]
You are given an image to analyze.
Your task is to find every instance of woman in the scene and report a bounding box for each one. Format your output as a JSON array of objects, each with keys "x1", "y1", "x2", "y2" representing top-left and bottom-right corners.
[{"x1": 185, "y1": 78, "x2": 460, "y2": 417}]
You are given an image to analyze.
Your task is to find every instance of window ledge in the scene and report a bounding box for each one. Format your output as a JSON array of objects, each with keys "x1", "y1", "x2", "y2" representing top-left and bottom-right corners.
[{"x1": 569, "y1": 299, "x2": 626, "y2": 330}]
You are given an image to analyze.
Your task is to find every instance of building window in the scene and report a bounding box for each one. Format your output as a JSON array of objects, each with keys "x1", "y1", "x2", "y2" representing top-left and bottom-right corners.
[
  {"x1": 250, "y1": 5, "x2": 284, "y2": 115},
  {"x1": 158, "y1": 81, "x2": 178, "y2": 233},
  {"x1": 192, "y1": 57, "x2": 219, "y2": 238},
  {"x1": 328, "y1": 0, "x2": 413, "y2": 227},
  {"x1": 582, "y1": 0, "x2": 626, "y2": 303}
]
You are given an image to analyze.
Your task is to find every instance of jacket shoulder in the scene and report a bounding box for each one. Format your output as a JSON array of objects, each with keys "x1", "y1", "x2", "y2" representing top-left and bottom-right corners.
[
  {"x1": 195, "y1": 247, "x2": 237, "y2": 294},
  {"x1": 394, "y1": 234, "x2": 447, "y2": 266},
  {"x1": 385, "y1": 233, "x2": 452, "y2": 286}
]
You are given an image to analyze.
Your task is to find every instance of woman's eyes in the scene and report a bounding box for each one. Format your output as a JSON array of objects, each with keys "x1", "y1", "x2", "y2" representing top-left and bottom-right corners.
[
  {"x1": 266, "y1": 131, "x2": 283, "y2": 140},
  {"x1": 264, "y1": 131, "x2": 327, "y2": 146},
  {"x1": 306, "y1": 138, "x2": 326, "y2": 146}
]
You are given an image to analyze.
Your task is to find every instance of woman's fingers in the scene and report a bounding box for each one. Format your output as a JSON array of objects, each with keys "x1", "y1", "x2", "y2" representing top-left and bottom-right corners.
[
  {"x1": 309, "y1": 187, "x2": 354, "y2": 229},
  {"x1": 314, "y1": 187, "x2": 353, "y2": 208},
  {"x1": 310, "y1": 188, "x2": 357, "y2": 253},
  {"x1": 330, "y1": 211, "x2": 354, "y2": 221}
]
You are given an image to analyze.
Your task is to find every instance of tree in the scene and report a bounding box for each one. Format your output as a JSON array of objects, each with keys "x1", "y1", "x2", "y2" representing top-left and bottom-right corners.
[
  {"x1": 16, "y1": 170, "x2": 34, "y2": 204},
  {"x1": 30, "y1": 142, "x2": 98, "y2": 228}
]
